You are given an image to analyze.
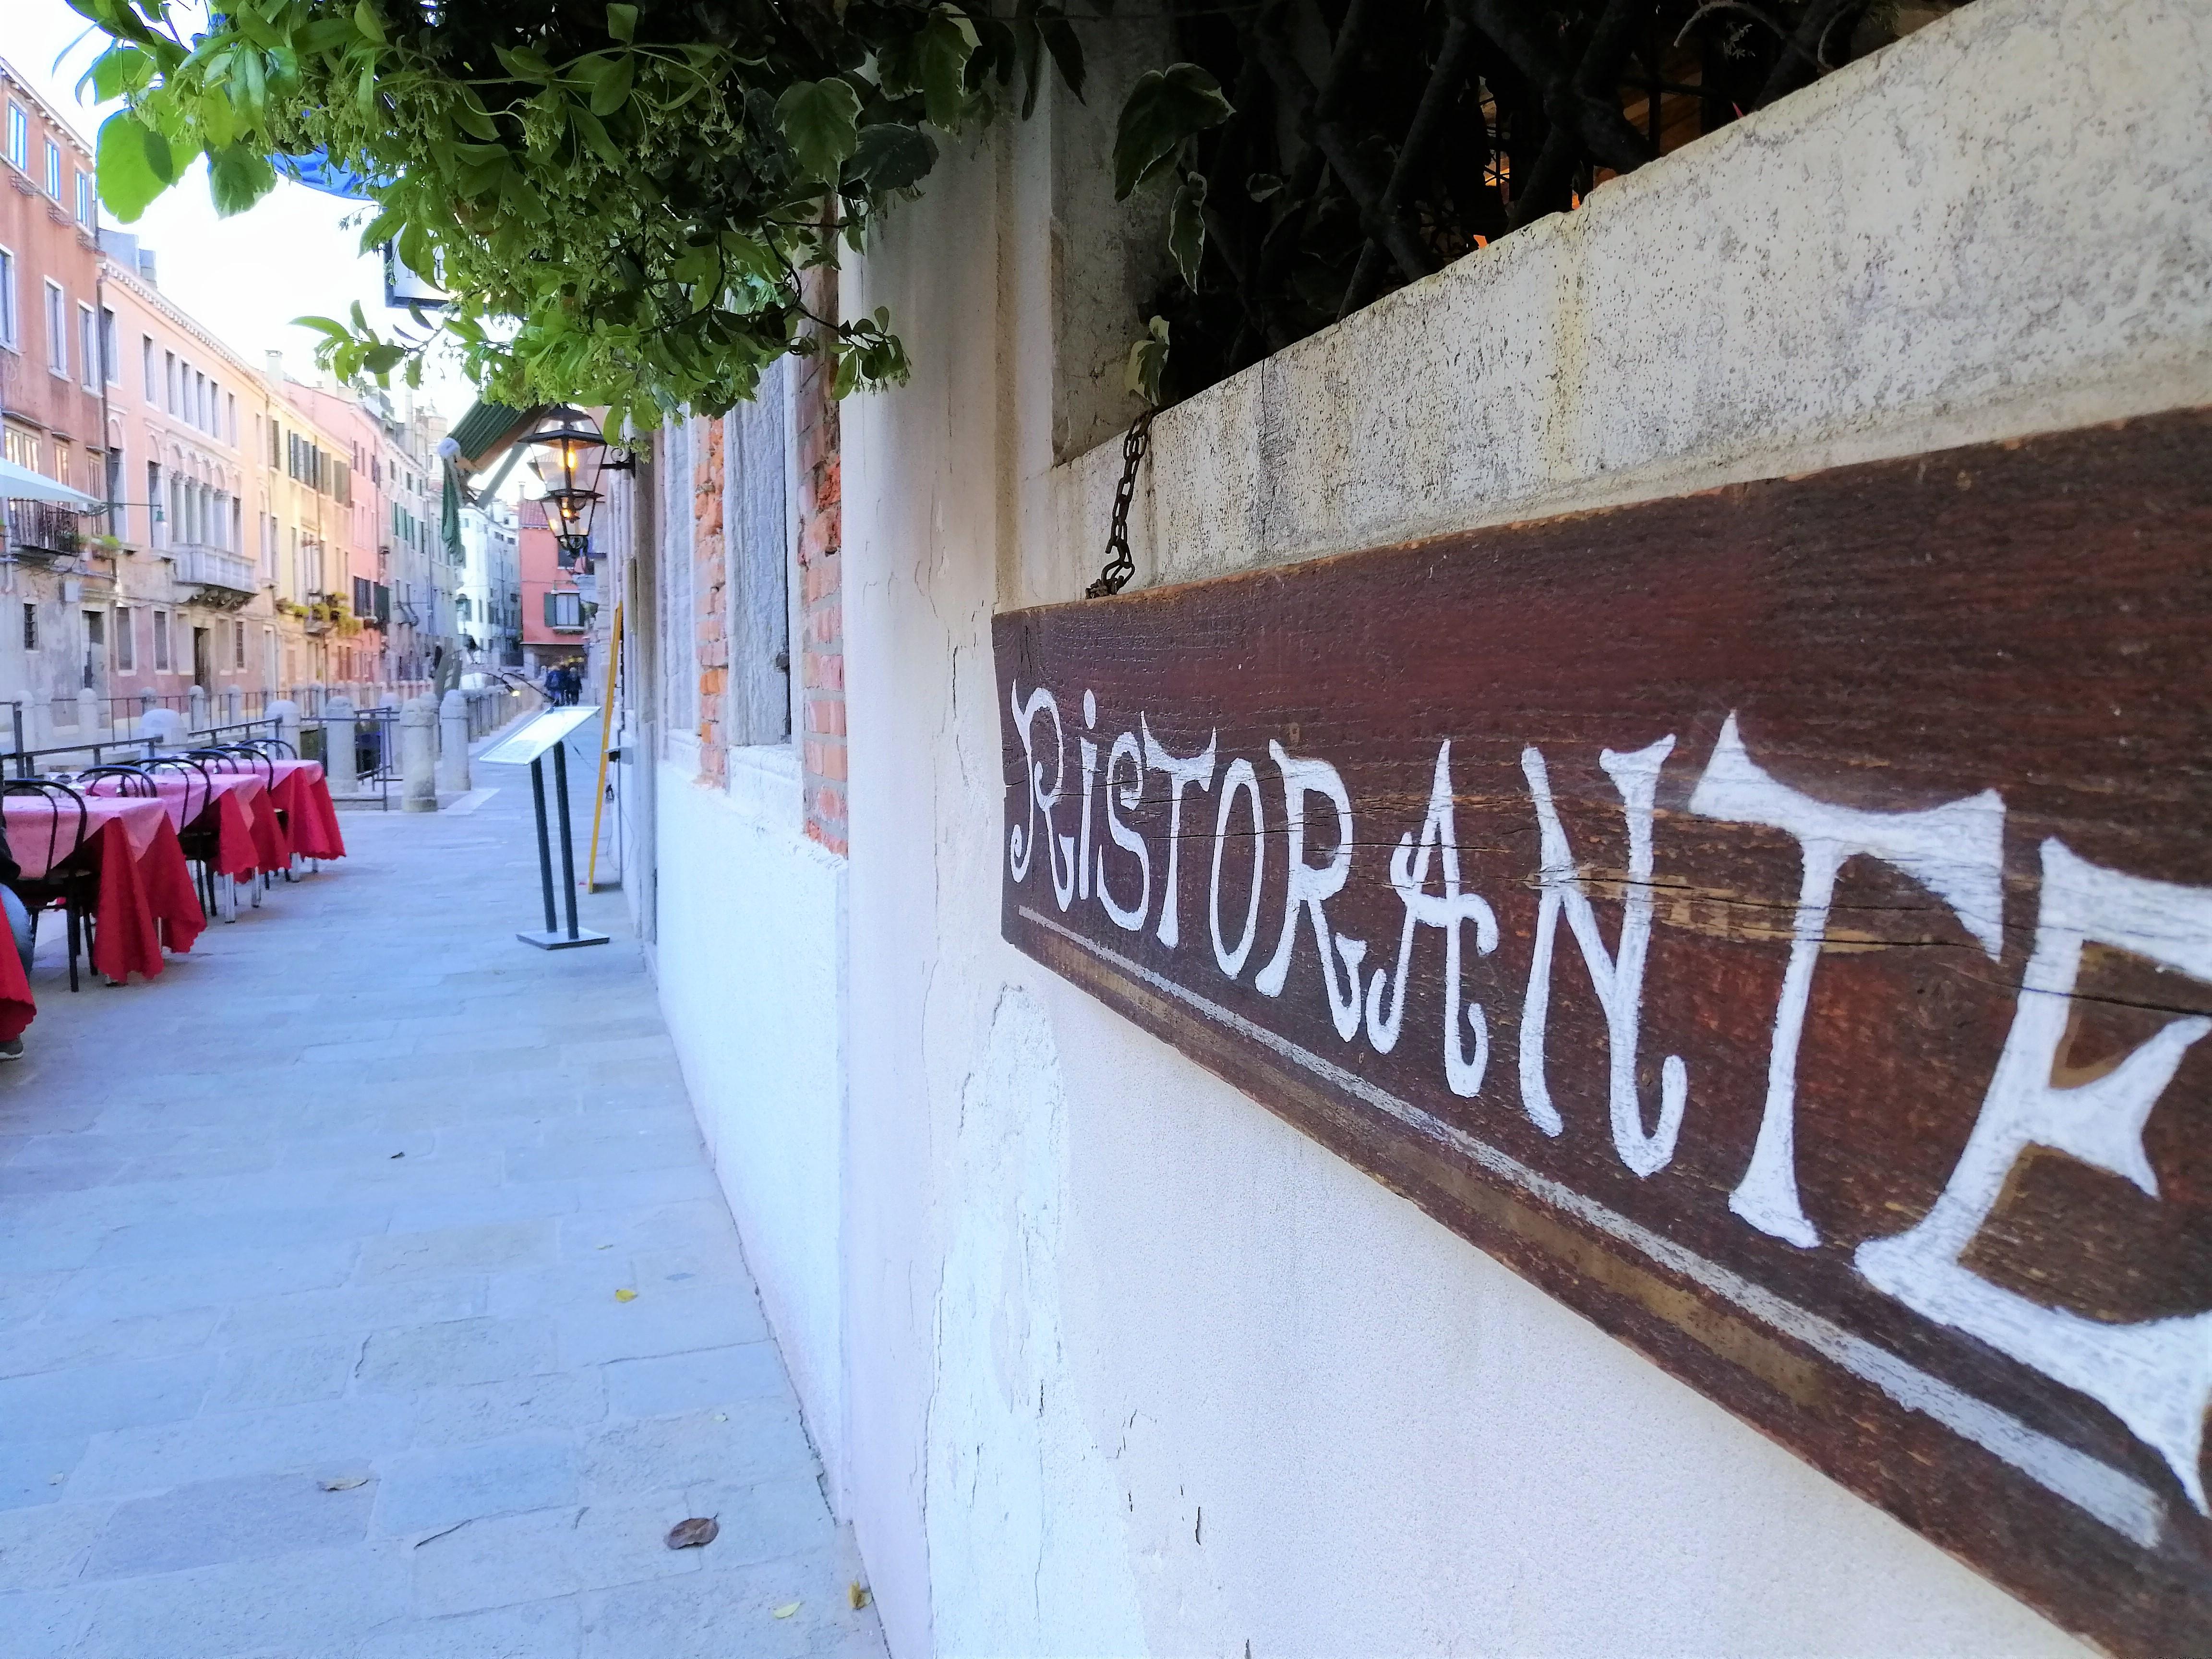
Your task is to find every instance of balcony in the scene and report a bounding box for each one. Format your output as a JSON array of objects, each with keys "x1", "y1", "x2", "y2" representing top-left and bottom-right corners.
[
  {"x1": 170, "y1": 543, "x2": 260, "y2": 603},
  {"x1": 5, "y1": 500, "x2": 84, "y2": 560}
]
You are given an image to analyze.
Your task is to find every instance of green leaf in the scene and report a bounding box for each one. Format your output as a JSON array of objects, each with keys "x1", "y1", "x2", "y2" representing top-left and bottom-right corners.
[
  {"x1": 207, "y1": 145, "x2": 276, "y2": 216},
  {"x1": 452, "y1": 91, "x2": 500, "y2": 142},
  {"x1": 589, "y1": 53, "x2": 634, "y2": 117},
  {"x1": 773, "y1": 78, "x2": 860, "y2": 184},
  {"x1": 1112, "y1": 63, "x2": 1231, "y2": 200},
  {"x1": 571, "y1": 106, "x2": 624, "y2": 168},
  {"x1": 1125, "y1": 314, "x2": 1168, "y2": 406},
  {"x1": 1167, "y1": 170, "x2": 1206, "y2": 288},
  {"x1": 95, "y1": 110, "x2": 167, "y2": 222},
  {"x1": 916, "y1": 9, "x2": 978, "y2": 131},
  {"x1": 852, "y1": 122, "x2": 937, "y2": 192},
  {"x1": 1036, "y1": 7, "x2": 1083, "y2": 103},
  {"x1": 607, "y1": 3, "x2": 638, "y2": 43},
  {"x1": 84, "y1": 42, "x2": 154, "y2": 103},
  {"x1": 353, "y1": 0, "x2": 385, "y2": 46}
]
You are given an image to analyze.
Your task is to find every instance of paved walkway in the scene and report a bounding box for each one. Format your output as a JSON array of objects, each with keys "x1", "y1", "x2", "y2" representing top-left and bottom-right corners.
[{"x1": 0, "y1": 742, "x2": 886, "y2": 1659}]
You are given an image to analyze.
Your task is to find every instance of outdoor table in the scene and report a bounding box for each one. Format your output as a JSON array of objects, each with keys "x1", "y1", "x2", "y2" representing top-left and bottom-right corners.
[
  {"x1": 269, "y1": 760, "x2": 346, "y2": 861},
  {"x1": 0, "y1": 794, "x2": 204, "y2": 982},
  {"x1": 94, "y1": 772, "x2": 273, "y2": 880}
]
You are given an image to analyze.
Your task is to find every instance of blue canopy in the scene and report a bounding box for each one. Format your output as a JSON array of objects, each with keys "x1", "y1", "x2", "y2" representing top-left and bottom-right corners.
[{"x1": 273, "y1": 152, "x2": 383, "y2": 201}]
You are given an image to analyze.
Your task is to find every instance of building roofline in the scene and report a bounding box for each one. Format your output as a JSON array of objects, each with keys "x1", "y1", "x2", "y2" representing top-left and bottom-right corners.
[{"x1": 0, "y1": 55, "x2": 96, "y2": 164}]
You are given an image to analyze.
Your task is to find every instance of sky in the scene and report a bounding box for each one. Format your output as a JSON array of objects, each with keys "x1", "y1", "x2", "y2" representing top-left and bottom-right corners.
[{"x1": 3, "y1": 0, "x2": 479, "y2": 423}]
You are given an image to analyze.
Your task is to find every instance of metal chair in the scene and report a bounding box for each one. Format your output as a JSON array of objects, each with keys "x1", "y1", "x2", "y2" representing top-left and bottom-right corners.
[
  {"x1": 4, "y1": 779, "x2": 95, "y2": 991},
  {"x1": 145, "y1": 756, "x2": 224, "y2": 920},
  {"x1": 79, "y1": 764, "x2": 155, "y2": 798}
]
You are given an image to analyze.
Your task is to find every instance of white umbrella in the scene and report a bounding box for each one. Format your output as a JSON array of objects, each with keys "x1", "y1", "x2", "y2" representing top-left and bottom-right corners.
[{"x1": 0, "y1": 456, "x2": 100, "y2": 510}]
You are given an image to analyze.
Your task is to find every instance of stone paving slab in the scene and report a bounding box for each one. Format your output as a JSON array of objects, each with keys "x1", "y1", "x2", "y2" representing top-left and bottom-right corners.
[{"x1": 0, "y1": 756, "x2": 885, "y2": 1658}]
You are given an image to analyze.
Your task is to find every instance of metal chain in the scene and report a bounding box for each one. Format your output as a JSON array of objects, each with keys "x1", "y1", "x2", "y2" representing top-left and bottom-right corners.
[{"x1": 1087, "y1": 409, "x2": 1154, "y2": 598}]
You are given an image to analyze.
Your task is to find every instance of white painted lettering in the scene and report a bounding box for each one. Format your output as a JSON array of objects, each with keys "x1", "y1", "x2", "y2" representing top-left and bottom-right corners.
[
  {"x1": 1688, "y1": 712, "x2": 2005, "y2": 1246},
  {"x1": 1255, "y1": 742, "x2": 1368, "y2": 1042},
  {"x1": 1076, "y1": 691, "x2": 1099, "y2": 903},
  {"x1": 1097, "y1": 732, "x2": 1150, "y2": 932},
  {"x1": 1008, "y1": 682, "x2": 1076, "y2": 911},
  {"x1": 1519, "y1": 737, "x2": 1686, "y2": 1175},
  {"x1": 1143, "y1": 719, "x2": 1218, "y2": 951},
  {"x1": 1367, "y1": 742, "x2": 1500, "y2": 1094},
  {"x1": 1857, "y1": 840, "x2": 2212, "y2": 1513},
  {"x1": 1210, "y1": 757, "x2": 1265, "y2": 977}
]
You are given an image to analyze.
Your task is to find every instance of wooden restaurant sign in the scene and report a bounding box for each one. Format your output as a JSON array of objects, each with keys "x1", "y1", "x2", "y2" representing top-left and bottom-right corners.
[{"x1": 995, "y1": 410, "x2": 2212, "y2": 1654}]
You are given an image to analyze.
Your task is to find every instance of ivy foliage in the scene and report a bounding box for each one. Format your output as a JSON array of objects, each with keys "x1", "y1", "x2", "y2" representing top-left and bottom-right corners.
[{"x1": 67, "y1": 0, "x2": 1232, "y2": 429}]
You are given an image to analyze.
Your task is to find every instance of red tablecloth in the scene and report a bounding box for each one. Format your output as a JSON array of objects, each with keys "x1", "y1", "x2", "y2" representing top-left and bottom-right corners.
[
  {"x1": 94, "y1": 773, "x2": 272, "y2": 880},
  {"x1": 0, "y1": 918, "x2": 30, "y2": 1041},
  {"x1": 270, "y1": 761, "x2": 345, "y2": 860},
  {"x1": 2, "y1": 796, "x2": 203, "y2": 983}
]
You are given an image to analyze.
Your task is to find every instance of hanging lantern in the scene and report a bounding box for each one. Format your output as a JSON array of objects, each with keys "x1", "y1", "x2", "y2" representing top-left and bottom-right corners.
[{"x1": 526, "y1": 404, "x2": 606, "y2": 568}]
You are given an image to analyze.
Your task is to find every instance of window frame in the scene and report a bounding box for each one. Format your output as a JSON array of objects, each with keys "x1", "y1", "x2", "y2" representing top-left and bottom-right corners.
[
  {"x1": 0, "y1": 245, "x2": 18, "y2": 353},
  {"x1": 43, "y1": 138, "x2": 60, "y2": 201},
  {"x1": 44, "y1": 279, "x2": 66, "y2": 378},
  {"x1": 77, "y1": 302, "x2": 96, "y2": 392},
  {"x1": 4, "y1": 107, "x2": 25, "y2": 174}
]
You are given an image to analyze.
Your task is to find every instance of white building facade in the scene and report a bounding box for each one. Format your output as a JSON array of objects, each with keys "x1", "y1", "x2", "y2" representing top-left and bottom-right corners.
[{"x1": 587, "y1": 3, "x2": 2211, "y2": 1653}]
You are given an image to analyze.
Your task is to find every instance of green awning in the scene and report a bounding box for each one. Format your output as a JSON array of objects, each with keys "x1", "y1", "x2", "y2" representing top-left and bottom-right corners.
[{"x1": 446, "y1": 399, "x2": 548, "y2": 475}]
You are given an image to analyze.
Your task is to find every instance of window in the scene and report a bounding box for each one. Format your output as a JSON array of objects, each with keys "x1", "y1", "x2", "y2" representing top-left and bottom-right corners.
[
  {"x1": 43, "y1": 140, "x2": 60, "y2": 200},
  {"x1": 44, "y1": 282, "x2": 65, "y2": 377},
  {"x1": 229, "y1": 497, "x2": 240, "y2": 553},
  {"x1": 21, "y1": 603, "x2": 35, "y2": 651},
  {"x1": 546, "y1": 590, "x2": 584, "y2": 631},
  {"x1": 0, "y1": 247, "x2": 17, "y2": 351},
  {"x1": 5, "y1": 429, "x2": 36, "y2": 471},
  {"x1": 100, "y1": 308, "x2": 117, "y2": 383},
  {"x1": 194, "y1": 371, "x2": 207, "y2": 430},
  {"x1": 225, "y1": 393, "x2": 236, "y2": 445},
  {"x1": 233, "y1": 618, "x2": 245, "y2": 671},
  {"x1": 142, "y1": 335, "x2": 155, "y2": 399},
  {"x1": 114, "y1": 607, "x2": 133, "y2": 672},
  {"x1": 4, "y1": 107, "x2": 24, "y2": 172},
  {"x1": 165, "y1": 351, "x2": 176, "y2": 413},
  {"x1": 77, "y1": 304, "x2": 95, "y2": 390},
  {"x1": 146, "y1": 461, "x2": 160, "y2": 547},
  {"x1": 152, "y1": 609, "x2": 170, "y2": 673},
  {"x1": 74, "y1": 169, "x2": 92, "y2": 228}
]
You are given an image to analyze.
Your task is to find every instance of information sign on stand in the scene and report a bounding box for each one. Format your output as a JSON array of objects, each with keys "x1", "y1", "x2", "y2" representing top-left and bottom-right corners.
[{"x1": 479, "y1": 706, "x2": 610, "y2": 950}]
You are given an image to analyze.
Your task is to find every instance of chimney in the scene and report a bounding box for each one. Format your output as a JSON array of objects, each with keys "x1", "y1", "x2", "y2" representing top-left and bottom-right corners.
[
  {"x1": 266, "y1": 349, "x2": 284, "y2": 383},
  {"x1": 135, "y1": 249, "x2": 156, "y2": 286}
]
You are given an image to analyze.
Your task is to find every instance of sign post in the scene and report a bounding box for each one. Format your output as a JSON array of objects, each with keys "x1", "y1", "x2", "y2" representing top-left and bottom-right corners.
[{"x1": 479, "y1": 706, "x2": 609, "y2": 950}]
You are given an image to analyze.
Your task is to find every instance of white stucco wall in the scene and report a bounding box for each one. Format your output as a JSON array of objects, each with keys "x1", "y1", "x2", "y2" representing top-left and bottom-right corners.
[
  {"x1": 653, "y1": 746, "x2": 848, "y2": 1496},
  {"x1": 822, "y1": 0, "x2": 2209, "y2": 1652}
]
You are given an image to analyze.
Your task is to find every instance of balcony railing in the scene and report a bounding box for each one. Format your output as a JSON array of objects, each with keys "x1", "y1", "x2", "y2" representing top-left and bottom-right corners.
[
  {"x1": 4, "y1": 501, "x2": 84, "y2": 559},
  {"x1": 170, "y1": 544, "x2": 259, "y2": 597}
]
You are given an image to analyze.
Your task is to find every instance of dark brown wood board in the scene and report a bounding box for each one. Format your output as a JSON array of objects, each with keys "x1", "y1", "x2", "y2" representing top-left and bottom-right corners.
[{"x1": 994, "y1": 409, "x2": 2212, "y2": 1656}]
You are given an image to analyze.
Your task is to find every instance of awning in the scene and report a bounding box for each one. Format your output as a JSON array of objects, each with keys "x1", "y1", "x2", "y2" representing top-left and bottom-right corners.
[
  {"x1": 445, "y1": 399, "x2": 548, "y2": 475},
  {"x1": 0, "y1": 457, "x2": 100, "y2": 509}
]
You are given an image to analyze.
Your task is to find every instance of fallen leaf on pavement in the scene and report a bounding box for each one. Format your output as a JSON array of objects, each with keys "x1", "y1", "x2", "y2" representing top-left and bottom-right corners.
[
  {"x1": 772, "y1": 1602, "x2": 801, "y2": 1619},
  {"x1": 319, "y1": 1476, "x2": 370, "y2": 1491},
  {"x1": 614, "y1": 1288, "x2": 637, "y2": 1302},
  {"x1": 849, "y1": 1582, "x2": 871, "y2": 1610},
  {"x1": 665, "y1": 1516, "x2": 719, "y2": 1550}
]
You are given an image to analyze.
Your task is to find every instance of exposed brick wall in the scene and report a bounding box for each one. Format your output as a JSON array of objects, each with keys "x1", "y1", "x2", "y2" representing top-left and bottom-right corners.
[
  {"x1": 796, "y1": 269, "x2": 847, "y2": 855},
  {"x1": 692, "y1": 415, "x2": 728, "y2": 786}
]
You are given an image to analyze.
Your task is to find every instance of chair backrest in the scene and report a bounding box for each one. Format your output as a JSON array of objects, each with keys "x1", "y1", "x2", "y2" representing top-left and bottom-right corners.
[
  {"x1": 80, "y1": 765, "x2": 155, "y2": 798},
  {"x1": 2, "y1": 778, "x2": 87, "y2": 879},
  {"x1": 144, "y1": 757, "x2": 212, "y2": 826},
  {"x1": 240, "y1": 735, "x2": 297, "y2": 759}
]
